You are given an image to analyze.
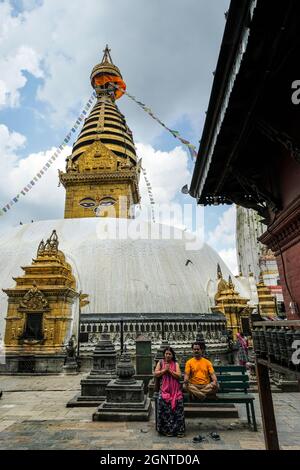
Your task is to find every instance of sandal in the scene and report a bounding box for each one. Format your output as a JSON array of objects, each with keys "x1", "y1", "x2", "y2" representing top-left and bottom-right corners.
[
  {"x1": 193, "y1": 435, "x2": 206, "y2": 443},
  {"x1": 176, "y1": 433, "x2": 185, "y2": 438},
  {"x1": 209, "y1": 432, "x2": 220, "y2": 441}
]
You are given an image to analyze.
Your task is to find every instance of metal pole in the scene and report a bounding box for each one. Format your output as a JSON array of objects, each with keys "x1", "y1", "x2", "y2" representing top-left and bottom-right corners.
[
  {"x1": 77, "y1": 291, "x2": 81, "y2": 362},
  {"x1": 120, "y1": 319, "x2": 124, "y2": 354}
]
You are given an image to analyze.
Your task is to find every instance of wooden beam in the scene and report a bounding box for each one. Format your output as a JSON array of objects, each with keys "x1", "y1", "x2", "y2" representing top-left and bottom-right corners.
[{"x1": 255, "y1": 360, "x2": 280, "y2": 450}]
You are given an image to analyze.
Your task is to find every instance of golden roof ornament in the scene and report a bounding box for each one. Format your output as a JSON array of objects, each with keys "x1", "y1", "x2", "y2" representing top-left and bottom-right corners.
[
  {"x1": 228, "y1": 275, "x2": 234, "y2": 290},
  {"x1": 19, "y1": 281, "x2": 48, "y2": 311},
  {"x1": 43, "y1": 230, "x2": 59, "y2": 254},
  {"x1": 217, "y1": 263, "x2": 223, "y2": 280},
  {"x1": 90, "y1": 44, "x2": 125, "y2": 98}
]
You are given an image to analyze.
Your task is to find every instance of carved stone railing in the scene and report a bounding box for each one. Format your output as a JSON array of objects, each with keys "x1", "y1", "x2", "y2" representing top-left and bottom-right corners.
[{"x1": 79, "y1": 313, "x2": 228, "y2": 355}]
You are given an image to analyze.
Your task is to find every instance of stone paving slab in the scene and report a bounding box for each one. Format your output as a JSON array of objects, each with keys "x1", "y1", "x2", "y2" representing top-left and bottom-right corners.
[{"x1": 0, "y1": 374, "x2": 299, "y2": 450}]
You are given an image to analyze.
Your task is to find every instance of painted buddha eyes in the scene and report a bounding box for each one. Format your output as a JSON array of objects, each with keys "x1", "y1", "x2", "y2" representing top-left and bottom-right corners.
[
  {"x1": 79, "y1": 198, "x2": 96, "y2": 208},
  {"x1": 79, "y1": 197, "x2": 116, "y2": 209},
  {"x1": 98, "y1": 197, "x2": 116, "y2": 207}
]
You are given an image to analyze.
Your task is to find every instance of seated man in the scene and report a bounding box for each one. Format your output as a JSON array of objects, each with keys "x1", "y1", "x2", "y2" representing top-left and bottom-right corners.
[{"x1": 183, "y1": 342, "x2": 219, "y2": 400}]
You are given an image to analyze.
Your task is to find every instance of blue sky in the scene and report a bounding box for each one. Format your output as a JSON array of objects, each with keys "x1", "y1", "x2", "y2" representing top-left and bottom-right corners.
[{"x1": 0, "y1": 0, "x2": 237, "y2": 272}]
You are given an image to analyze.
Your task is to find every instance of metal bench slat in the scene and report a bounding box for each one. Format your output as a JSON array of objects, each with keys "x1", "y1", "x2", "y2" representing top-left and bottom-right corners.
[
  {"x1": 214, "y1": 366, "x2": 246, "y2": 373},
  {"x1": 219, "y1": 382, "x2": 249, "y2": 389},
  {"x1": 217, "y1": 375, "x2": 249, "y2": 382}
]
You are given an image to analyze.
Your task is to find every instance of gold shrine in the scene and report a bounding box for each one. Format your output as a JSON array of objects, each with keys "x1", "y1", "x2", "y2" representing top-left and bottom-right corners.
[
  {"x1": 212, "y1": 264, "x2": 254, "y2": 337},
  {"x1": 3, "y1": 230, "x2": 78, "y2": 360},
  {"x1": 256, "y1": 273, "x2": 277, "y2": 317},
  {"x1": 59, "y1": 45, "x2": 141, "y2": 219}
]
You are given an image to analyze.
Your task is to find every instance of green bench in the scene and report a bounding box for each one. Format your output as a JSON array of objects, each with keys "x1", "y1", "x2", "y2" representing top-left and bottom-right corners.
[{"x1": 155, "y1": 365, "x2": 257, "y2": 432}]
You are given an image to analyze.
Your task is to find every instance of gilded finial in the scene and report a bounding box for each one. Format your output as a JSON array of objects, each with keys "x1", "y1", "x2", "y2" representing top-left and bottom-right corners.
[
  {"x1": 228, "y1": 275, "x2": 234, "y2": 289},
  {"x1": 258, "y1": 272, "x2": 264, "y2": 284},
  {"x1": 217, "y1": 263, "x2": 223, "y2": 279},
  {"x1": 37, "y1": 240, "x2": 45, "y2": 256},
  {"x1": 101, "y1": 44, "x2": 113, "y2": 64}
]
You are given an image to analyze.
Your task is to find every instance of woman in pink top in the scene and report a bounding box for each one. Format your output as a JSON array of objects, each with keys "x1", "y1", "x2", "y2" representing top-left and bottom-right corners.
[{"x1": 154, "y1": 347, "x2": 185, "y2": 437}]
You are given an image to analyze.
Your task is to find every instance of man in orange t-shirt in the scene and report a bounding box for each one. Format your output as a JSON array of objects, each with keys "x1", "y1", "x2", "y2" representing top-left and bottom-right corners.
[{"x1": 184, "y1": 342, "x2": 219, "y2": 400}]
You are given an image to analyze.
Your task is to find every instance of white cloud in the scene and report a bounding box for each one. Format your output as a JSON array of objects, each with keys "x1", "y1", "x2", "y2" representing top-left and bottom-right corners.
[
  {"x1": 0, "y1": 0, "x2": 229, "y2": 141},
  {"x1": 136, "y1": 143, "x2": 191, "y2": 205},
  {"x1": 0, "y1": 41, "x2": 43, "y2": 108},
  {"x1": 136, "y1": 143, "x2": 195, "y2": 228},
  {"x1": 0, "y1": 120, "x2": 192, "y2": 228},
  {"x1": 0, "y1": 123, "x2": 68, "y2": 225},
  {"x1": 207, "y1": 205, "x2": 236, "y2": 249},
  {"x1": 205, "y1": 205, "x2": 238, "y2": 273},
  {"x1": 217, "y1": 247, "x2": 238, "y2": 275},
  {"x1": 0, "y1": 123, "x2": 26, "y2": 154}
]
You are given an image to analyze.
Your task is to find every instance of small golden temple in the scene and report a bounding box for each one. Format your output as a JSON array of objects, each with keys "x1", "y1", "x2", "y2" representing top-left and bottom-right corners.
[
  {"x1": 3, "y1": 230, "x2": 78, "y2": 371},
  {"x1": 212, "y1": 264, "x2": 254, "y2": 337}
]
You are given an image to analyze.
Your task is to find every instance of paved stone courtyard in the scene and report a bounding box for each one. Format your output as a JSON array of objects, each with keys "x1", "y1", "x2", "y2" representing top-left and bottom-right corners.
[{"x1": 0, "y1": 374, "x2": 299, "y2": 450}]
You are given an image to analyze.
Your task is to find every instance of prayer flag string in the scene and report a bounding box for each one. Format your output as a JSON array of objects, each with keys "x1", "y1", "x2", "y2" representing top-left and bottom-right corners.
[
  {"x1": 0, "y1": 92, "x2": 97, "y2": 217},
  {"x1": 112, "y1": 84, "x2": 198, "y2": 160}
]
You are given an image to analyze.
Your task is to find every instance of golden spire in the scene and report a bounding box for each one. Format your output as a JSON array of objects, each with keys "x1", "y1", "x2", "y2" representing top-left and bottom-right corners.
[
  {"x1": 59, "y1": 47, "x2": 141, "y2": 219},
  {"x1": 101, "y1": 44, "x2": 113, "y2": 63},
  {"x1": 256, "y1": 271, "x2": 277, "y2": 317},
  {"x1": 217, "y1": 263, "x2": 223, "y2": 280},
  {"x1": 228, "y1": 275, "x2": 234, "y2": 290},
  {"x1": 90, "y1": 45, "x2": 124, "y2": 92}
]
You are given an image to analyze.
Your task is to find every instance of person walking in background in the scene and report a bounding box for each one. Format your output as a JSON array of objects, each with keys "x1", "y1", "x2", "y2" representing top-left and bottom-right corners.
[
  {"x1": 154, "y1": 346, "x2": 185, "y2": 437},
  {"x1": 236, "y1": 332, "x2": 249, "y2": 366}
]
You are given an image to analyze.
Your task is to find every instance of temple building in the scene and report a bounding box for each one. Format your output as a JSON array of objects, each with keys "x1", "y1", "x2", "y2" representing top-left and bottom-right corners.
[
  {"x1": 236, "y1": 206, "x2": 284, "y2": 314},
  {"x1": 189, "y1": 1, "x2": 300, "y2": 320},
  {"x1": 211, "y1": 265, "x2": 254, "y2": 336},
  {"x1": 1, "y1": 230, "x2": 78, "y2": 372},
  {"x1": 0, "y1": 47, "x2": 259, "y2": 371},
  {"x1": 59, "y1": 46, "x2": 141, "y2": 219}
]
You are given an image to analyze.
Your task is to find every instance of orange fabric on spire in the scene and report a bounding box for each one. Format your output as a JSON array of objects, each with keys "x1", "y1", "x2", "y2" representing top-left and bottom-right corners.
[{"x1": 93, "y1": 75, "x2": 126, "y2": 99}]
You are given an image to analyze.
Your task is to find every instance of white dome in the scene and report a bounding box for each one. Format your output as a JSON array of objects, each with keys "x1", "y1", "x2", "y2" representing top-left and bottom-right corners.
[{"x1": 0, "y1": 218, "x2": 243, "y2": 337}]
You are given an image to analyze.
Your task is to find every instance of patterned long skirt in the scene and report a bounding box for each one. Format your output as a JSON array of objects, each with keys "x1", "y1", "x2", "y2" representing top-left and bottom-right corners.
[
  {"x1": 156, "y1": 394, "x2": 185, "y2": 436},
  {"x1": 238, "y1": 346, "x2": 249, "y2": 366}
]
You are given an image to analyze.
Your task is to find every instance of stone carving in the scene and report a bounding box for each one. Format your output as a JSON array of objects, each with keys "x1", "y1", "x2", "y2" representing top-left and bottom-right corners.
[
  {"x1": 19, "y1": 282, "x2": 48, "y2": 310},
  {"x1": 65, "y1": 337, "x2": 77, "y2": 359},
  {"x1": 66, "y1": 157, "x2": 79, "y2": 173}
]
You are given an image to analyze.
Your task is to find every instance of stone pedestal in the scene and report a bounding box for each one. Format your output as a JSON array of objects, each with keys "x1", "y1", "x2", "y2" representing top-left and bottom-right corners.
[
  {"x1": 63, "y1": 358, "x2": 78, "y2": 375},
  {"x1": 135, "y1": 335, "x2": 152, "y2": 392},
  {"x1": 136, "y1": 335, "x2": 152, "y2": 375},
  {"x1": 93, "y1": 350, "x2": 151, "y2": 421},
  {"x1": 67, "y1": 329, "x2": 116, "y2": 407},
  {"x1": 0, "y1": 354, "x2": 66, "y2": 374}
]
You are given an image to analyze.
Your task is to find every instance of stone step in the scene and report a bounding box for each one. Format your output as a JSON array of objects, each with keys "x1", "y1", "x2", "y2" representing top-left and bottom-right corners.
[{"x1": 184, "y1": 404, "x2": 239, "y2": 419}]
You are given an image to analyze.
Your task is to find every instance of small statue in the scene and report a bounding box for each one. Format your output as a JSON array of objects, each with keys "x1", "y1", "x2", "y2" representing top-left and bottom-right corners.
[
  {"x1": 63, "y1": 336, "x2": 79, "y2": 373},
  {"x1": 66, "y1": 157, "x2": 79, "y2": 172},
  {"x1": 65, "y1": 337, "x2": 77, "y2": 359}
]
